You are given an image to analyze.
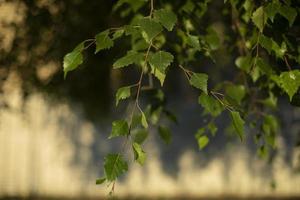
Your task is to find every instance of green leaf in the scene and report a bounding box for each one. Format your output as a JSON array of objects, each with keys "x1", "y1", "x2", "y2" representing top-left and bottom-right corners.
[
  {"x1": 273, "y1": 70, "x2": 300, "y2": 101},
  {"x1": 109, "y1": 120, "x2": 129, "y2": 139},
  {"x1": 63, "y1": 42, "x2": 84, "y2": 78},
  {"x1": 195, "y1": 135, "x2": 209, "y2": 150},
  {"x1": 113, "y1": 51, "x2": 144, "y2": 69},
  {"x1": 158, "y1": 126, "x2": 172, "y2": 144},
  {"x1": 187, "y1": 34, "x2": 201, "y2": 50},
  {"x1": 95, "y1": 30, "x2": 114, "y2": 53},
  {"x1": 116, "y1": 86, "x2": 131, "y2": 106},
  {"x1": 139, "y1": 18, "x2": 163, "y2": 41},
  {"x1": 278, "y1": 5, "x2": 297, "y2": 26},
  {"x1": 198, "y1": 93, "x2": 223, "y2": 117},
  {"x1": 141, "y1": 111, "x2": 148, "y2": 129},
  {"x1": 154, "y1": 9, "x2": 177, "y2": 31},
  {"x1": 205, "y1": 28, "x2": 220, "y2": 50},
  {"x1": 225, "y1": 85, "x2": 246, "y2": 105},
  {"x1": 112, "y1": 29, "x2": 125, "y2": 40},
  {"x1": 262, "y1": 115, "x2": 278, "y2": 148},
  {"x1": 256, "y1": 57, "x2": 274, "y2": 75},
  {"x1": 149, "y1": 51, "x2": 174, "y2": 73},
  {"x1": 104, "y1": 154, "x2": 128, "y2": 181},
  {"x1": 96, "y1": 177, "x2": 106, "y2": 185},
  {"x1": 265, "y1": 1, "x2": 280, "y2": 22},
  {"x1": 230, "y1": 111, "x2": 245, "y2": 141},
  {"x1": 132, "y1": 143, "x2": 146, "y2": 165},
  {"x1": 259, "y1": 35, "x2": 286, "y2": 59},
  {"x1": 133, "y1": 129, "x2": 148, "y2": 144},
  {"x1": 252, "y1": 6, "x2": 267, "y2": 32},
  {"x1": 189, "y1": 73, "x2": 208, "y2": 94},
  {"x1": 208, "y1": 122, "x2": 218, "y2": 136},
  {"x1": 235, "y1": 56, "x2": 252, "y2": 73},
  {"x1": 150, "y1": 65, "x2": 166, "y2": 86},
  {"x1": 259, "y1": 35, "x2": 273, "y2": 54}
]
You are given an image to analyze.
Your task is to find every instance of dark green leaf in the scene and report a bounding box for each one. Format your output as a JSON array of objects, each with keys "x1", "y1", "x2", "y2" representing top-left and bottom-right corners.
[
  {"x1": 279, "y1": 5, "x2": 297, "y2": 26},
  {"x1": 154, "y1": 9, "x2": 177, "y2": 31},
  {"x1": 230, "y1": 111, "x2": 245, "y2": 141},
  {"x1": 96, "y1": 177, "x2": 106, "y2": 185},
  {"x1": 113, "y1": 51, "x2": 144, "y2": 69},
  {"x1": 109, "y1": 120, "x2": 129, "y2": 139},
  {"x1": 104, "y1": 154, "x2": 128, "y2": 181},
  {"x1": 95, "y1": 30, "x2": 114, "y2": 53},
  {"x1": 265, "y1": 1, "x2": 280, "y2": 22},
  {"x1": 158, "y1": 126, "x2": 172, "y2": 144},
  {"x1": 132, "y1": 143, "x2": 146, "y2": 165},
  {"x1": 189, "y1": 73, "x2": 208, "y2": 94}
]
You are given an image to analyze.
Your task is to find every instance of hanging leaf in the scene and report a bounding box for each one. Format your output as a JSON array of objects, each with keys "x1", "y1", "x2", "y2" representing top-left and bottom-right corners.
[
  {"x1": 154, "y1": 9, "x2": 177, "y2": 31},
  {"x1": 104, "y1": 154, "x2": 128, "y2": 181},
  {"x1": 133, "y1": 129, "x2": 148, "y2": 144},
  {"x1": 195, "y1": 134, "x2": 209, "y2": 150},
  {"x1": 139, "y1": 18, "x2": 163, "y2": 41},
  {"x1": 230, "y1": 111, "x2": 245, "y2": 141},
  {"x1": 132, "y1": 143, "x2": 146, "y2": 165},
  {"x1": 149, "y1": 51, "x2": 174, "y2": 73},
  {"x1": 150, "y1": 65, "x2": 166, "y2": 86},
  {"x1": 198, "y1": 93, "x2": 223, "y2": 117},
  {"x1": 278, "y1": 5, "x2": 297, "y2": 26},
  {"x1": 113, "y1": 51, "x2": 144, "y2": 69},
  {"x1": 272, "y1": 70, "x2": 300, "y2": 101},
  {"x1": 112, "y1": 29, "x2": 125, "y2": 40},
  {"x1": 189, "y1": 73, "x2": 208, "y2": 94},
  {"x1": 63, "y1": 42, "x2": 84, "y2": 78},
  {"x1": 187, "y1": 34, "x2": 201, "y2": 50},
  {"x1": 141, "y1": 111, "x2": 148, "y2": 129},
  {"x1": 109, "y1": 120, "x2": 129, "y2": 139},
  {"x1": 95, "y1": 30, "x2": 114, "y2": 53},
  {"x1": 208, "y1": 122, "x2": 218, "y2": 136},
  {"x1": 225, "y1": 85, "x2": 246, "y2": 105},
  {"x1": 116, "y1": 86, "x2": 131, "y2": 106},
  {"x1": 235, "y1": 56, "x2": 252, "y2": 73},
  {"x1": 252, "y1": 6, "x2": 267, "y2": 33},
  {"x1": 158, "y1": 126, "x2": 172, "y2": 144}
]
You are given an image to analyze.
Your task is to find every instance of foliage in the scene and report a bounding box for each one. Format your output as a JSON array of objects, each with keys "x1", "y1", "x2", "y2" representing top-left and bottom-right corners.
[{"x1": 63, "y1": 0, "x2": 300, "y2": 194}]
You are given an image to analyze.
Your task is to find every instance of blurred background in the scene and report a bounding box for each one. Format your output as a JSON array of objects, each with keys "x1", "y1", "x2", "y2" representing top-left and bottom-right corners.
[{"x1": 0, "y1": 0, "x2": 299, "y2": 199}]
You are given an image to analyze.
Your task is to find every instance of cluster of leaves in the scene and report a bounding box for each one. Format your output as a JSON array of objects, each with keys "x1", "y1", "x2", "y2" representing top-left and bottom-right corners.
[{"x1": 63, "y1": 0, "x2": 300, "y2": 193}]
